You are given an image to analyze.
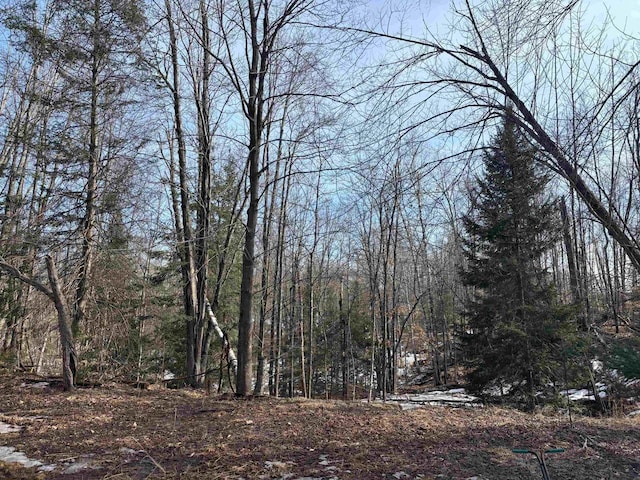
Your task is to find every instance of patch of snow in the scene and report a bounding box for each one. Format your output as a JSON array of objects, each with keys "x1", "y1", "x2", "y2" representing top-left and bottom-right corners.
[
  {"x1": 0, "y1": 422, "x2": 22, "y2": 434},
  {"x1": 484, "y1": 384, "x2": 513, "y2": 397},
  {"x1": 163, "y1": 370, "x2": 176, "y2": 380},
  {"x1": 0, "y1": 446, "x2": 43, "y2": 468},
  {"x1": 388, "y1": 391, "x2": 480, "y2": 404},
  {"x1": 563, "y1": 389, "x2": 593, "y2": 401},
  {"x1": 393, "y1": 472, "x2": 410, "y2": 479},
  {"x1": 609, "y1": 369, "x2": 622, "y2": 379},
  {"x1": 561, "y1": 388, "x2": 608, "y2": 402},
  {"x1": 20, "y1": 382, "x2": 49, "y2": 389},
  {"x1": 628, "y1": 410, "x2": 640, "y2": 417},
  {"x1": 315, "y1": 454, "x2": 343, "y2": 476},
  {"x1": 447, "y1": 388, "x2": 467, "y2": 394},
  {"x1": 62, "y1": 457, "x2": 99, "y2": 474},
  {"x1": 386, "y1": 389, "x2": 481, "y2": 410},
  {"x1": 264, "y1": 460, "x2": 288, "y2": 470},
  {"x1": 119, "y1": 447, "x2": 143, "y2": 455},
  {"x1": 591, "y1": 360, "x2": 603, "y2": 372}
]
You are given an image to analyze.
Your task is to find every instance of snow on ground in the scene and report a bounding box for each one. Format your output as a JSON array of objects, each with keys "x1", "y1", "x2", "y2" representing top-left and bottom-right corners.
[
  {"x1": 381, "y1": 389, "x2": 481, "y2": 409},
  {"x1": 483, "y1": 384, "x2": 513, "y2": 397},
  {"x1": 0, "y1": 421, "x2": 22, "y2": 434},
  {"x1": 1, "y1": 418, "x2": 99, "y2": 474},
  {"x1": 61, "y1": 455, "x2": 100, "y2": 474},
  {"x1": 0, "y1": 420, "x2": 55, "y2": 471},
  {"x1": 19, "y1": 381, "x2": 49, "y2": 389},
  {"x1": 561, "y1": 383, "x2": 608, "y2": 402},
  {"x1": 0, "y1": 444, "x2": 55, "y2": 472},
  {"x1": 591, "y1": 360, "x2": 603, "y2": 372}
]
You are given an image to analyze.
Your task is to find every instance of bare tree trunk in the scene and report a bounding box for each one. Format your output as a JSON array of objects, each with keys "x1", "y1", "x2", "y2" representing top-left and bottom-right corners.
[
  {"x1": 73, "y1": 0, "x2": 103, "y2": 337},
  {"x1": 269, "y1": 162, "x2": 291, "y2": 397},
  {"x1": 46, "y1": 256, "x2": 77, "y2": 391},
  {"x1": 235, "y1": 0, "x2": 269, "y2": 396},
  {"x1": 306, "y1": 259, "x2": 313, "y2": 398},
  {"x1": 390, "y1": 205, "x2": 400, "y2": 394},
  {"x1": 254, "y1": 102, "x2": 283, "y2": 395},
  {"x1": 165, "y1": 0, "x2": 199, "y2": 384},
  {"x1": 339, "y1": 277, "x2": 348, "y2": 399},
  {"x1": 0, "y1": 59, "x2": 46, "y2": 363},
  {"x1": 560, "y1": 196, "x2": 587, "y2": 330},
  {"x1": 237, "y1": 141, "x2": 259, "y2": 395},
  {"x1": 193, "y1": 0, "x2": 213, "y2": 386},
  {"x1": 254, "y1": 209, "x2": 270, "y2": 396}
]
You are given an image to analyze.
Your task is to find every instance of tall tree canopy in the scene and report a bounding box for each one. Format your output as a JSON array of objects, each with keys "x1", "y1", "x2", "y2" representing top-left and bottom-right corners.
[{"x1": 461, "y1": 114, "x2": 575, "y2": 403}]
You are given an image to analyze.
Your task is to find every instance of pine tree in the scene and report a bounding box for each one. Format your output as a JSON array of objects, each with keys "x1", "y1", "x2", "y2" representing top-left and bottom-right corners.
[{"x1": 461, "y1": 114, "x2": 575, "y2": 404}]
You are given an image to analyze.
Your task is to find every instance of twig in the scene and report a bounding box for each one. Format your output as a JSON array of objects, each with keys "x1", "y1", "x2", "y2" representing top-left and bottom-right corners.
[{"x1": 134, "y1": 440, "x2": 166, "y2": 474}]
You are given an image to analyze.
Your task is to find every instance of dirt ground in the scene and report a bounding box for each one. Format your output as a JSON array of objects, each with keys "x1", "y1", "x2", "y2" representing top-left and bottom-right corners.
[{"x1": 0, "y1": 374, "x2": 639, "y2": 480}]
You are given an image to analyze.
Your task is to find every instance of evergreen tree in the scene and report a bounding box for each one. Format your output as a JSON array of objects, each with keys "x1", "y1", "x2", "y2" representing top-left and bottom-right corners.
[{"x1": 461, "y1": 114, "x2": 574, "y2": 404}]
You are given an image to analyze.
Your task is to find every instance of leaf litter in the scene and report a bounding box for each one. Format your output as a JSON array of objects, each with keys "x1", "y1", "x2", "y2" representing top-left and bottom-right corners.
[{"x1": 0, "y1": 373, "x2": 638, "y2": 479}]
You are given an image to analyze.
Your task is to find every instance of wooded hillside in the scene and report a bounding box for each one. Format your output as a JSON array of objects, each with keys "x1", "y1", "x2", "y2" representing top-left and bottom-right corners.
[{"x1": 0, "y1": 0, "x2": 639, "y2": 410}]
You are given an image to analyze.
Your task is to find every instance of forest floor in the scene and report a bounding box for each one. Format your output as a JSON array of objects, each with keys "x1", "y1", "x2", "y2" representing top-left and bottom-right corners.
[{"x1": 0, "y1": 374, "x2": 639, "y2": 480}]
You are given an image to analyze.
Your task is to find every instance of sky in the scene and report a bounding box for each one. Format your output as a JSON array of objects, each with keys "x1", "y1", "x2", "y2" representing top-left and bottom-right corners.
[
  {"x1": 384, "y1": 0, "x2": 640, "y2": 38},
  {"x1": 586, "y1": 0, "x2": 640, "y2": 25},
  {"x1": 354, "y1": 0, "x2": 640, "y2": 204}
]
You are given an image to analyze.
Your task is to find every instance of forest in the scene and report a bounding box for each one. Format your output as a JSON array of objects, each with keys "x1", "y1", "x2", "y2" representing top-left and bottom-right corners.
[{"x1": 1, "y1": 0, "x2": 640, "y2": 413}]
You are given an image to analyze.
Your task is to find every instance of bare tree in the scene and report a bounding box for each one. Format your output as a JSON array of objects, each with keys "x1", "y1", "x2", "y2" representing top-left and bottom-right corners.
[
  {"x1": 0, "y1": 0, "x2": 151, "y2": 380},
  {"x1": 190, "y1": 0, "x2": 351, "y2": 395},
  {"x1": 360, "y1": 0, "x2": 640, "y2": 274},
  {"x1": 0, "y1": 256, "x2": 77, "y2": 390}
]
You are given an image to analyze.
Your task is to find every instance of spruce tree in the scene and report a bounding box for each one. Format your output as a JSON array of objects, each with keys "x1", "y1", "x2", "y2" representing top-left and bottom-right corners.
[{"x1": 461, "y1": 114, "x2": 574, "y2": 404}]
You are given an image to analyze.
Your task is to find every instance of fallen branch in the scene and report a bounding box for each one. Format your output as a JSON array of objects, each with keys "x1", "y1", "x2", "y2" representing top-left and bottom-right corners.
[{"x1": 205, "y1": 300, "x2": 238, "y2": 376}]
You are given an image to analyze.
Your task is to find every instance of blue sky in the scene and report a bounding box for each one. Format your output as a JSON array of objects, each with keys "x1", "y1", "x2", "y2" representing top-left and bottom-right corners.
[
  {"x1": 587, "y1": 0, "x2": 640, "y2": 24},
  {"x1": 393, "y1": 0, "x2": 640, "y2": 37}
]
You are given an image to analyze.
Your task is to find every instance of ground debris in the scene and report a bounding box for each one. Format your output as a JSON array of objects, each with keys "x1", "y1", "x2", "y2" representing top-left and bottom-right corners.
[
  {"x1": 0, "y1": 374, "x2": 638, "y2": 479},
  {"x1": 0, "y1": 460, "x2": 45, "y2": 480}
]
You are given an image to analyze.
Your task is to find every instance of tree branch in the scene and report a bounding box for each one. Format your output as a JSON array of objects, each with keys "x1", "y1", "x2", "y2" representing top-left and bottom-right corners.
[{"x1": 0, "y1": 258, "x2": 53, "y2": 300}]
